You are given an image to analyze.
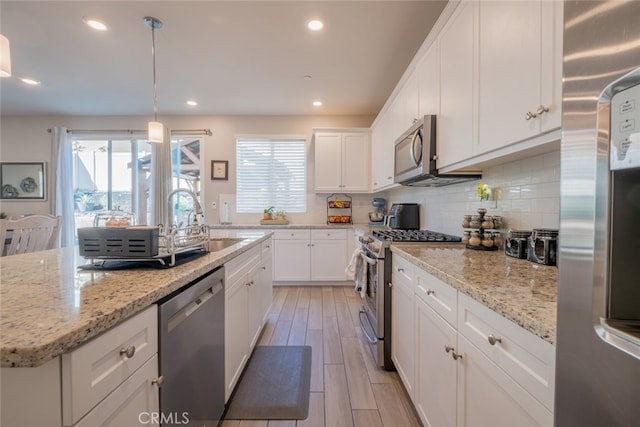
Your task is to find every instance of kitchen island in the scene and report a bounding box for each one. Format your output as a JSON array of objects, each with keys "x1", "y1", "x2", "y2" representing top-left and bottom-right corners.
[{"x1": 0, "y1": 230, "x2": 272, "y2": 368}]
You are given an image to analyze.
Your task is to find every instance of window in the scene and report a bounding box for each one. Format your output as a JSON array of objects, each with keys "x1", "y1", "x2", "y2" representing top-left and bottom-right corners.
[
  {"x1": 236, "y1": 137, "x2": 306, "y2": 213},
  {"x1": 72, "y1": 135, "x2": 202, "y2": 233}
]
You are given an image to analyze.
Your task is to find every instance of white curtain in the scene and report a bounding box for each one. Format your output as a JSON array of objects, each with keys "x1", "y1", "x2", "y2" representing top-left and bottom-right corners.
[
  {"x1": 150, "y1": 127, "x2": 172, "y2": 226},
  {"x1": 50, "y1": 127, "x2": 75, "y2": 247}
]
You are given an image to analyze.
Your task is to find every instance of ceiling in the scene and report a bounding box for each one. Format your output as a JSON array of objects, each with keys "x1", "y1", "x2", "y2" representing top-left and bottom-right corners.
[{"x1": 0, "y1": 1, "x2": 446, "y2": 117}]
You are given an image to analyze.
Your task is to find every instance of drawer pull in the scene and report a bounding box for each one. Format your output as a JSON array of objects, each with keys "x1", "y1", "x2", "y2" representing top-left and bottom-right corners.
[
  {"x1": 451, "y1": 350, "x2": 463, "y2": 361},
  {"x1": 426, "y1": 289, "x2": 435, "y2": 296},
  {"x1": 488, "y1": 334, "x2": 502, "y2": 346},
  {"x1": 152, "y1": 376, "x2": 164, "y2": 388},
  {"x1": 397, "y1": 268, "x2": 405, "y2": 272},
  {"x1": 119, "y1": 345, "x2": 136, "y2": 358},
  {"x1": 444, "y1": 345, "x2": 454, "y2": 353}
]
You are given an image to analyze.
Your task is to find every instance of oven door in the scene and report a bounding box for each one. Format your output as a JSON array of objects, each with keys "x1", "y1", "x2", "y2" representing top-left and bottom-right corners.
[{"x1": 358, "y1": 249, "x2": 385, "y2": 365}]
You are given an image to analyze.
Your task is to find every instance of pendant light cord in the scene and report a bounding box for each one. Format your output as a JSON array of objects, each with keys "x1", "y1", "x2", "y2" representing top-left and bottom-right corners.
[{"x1": 151, "y1": 21, "x2": 158, "y2": 122}]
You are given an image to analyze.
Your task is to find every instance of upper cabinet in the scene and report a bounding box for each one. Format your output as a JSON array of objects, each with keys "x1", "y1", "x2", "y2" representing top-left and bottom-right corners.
[
  {"x1": 476, "y1": 0, "x2": 563, "y2": 155},
  {"x1": 314, "y1": 131, "x2": 370, "y2": 193},
  {"x1": 370, "y1": 0, "x2": 563, "y2": 174},
  {"x1": 437, "y1": 0, "x2": 477, "y2": 168}
]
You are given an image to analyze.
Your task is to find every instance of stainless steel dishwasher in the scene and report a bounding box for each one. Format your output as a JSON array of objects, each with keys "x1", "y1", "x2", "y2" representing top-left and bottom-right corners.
[{"x1": 158, "y1": 266, "x2": 224, "y2": 426}]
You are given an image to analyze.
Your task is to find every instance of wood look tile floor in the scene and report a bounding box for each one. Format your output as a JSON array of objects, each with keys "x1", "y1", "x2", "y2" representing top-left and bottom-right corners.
[{"x1": 221, "y1": 285, "x2": 422, "y2": 427}]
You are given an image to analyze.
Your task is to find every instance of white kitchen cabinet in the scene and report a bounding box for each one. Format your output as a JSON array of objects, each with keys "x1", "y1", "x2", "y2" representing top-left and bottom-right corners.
[
  {"x1": 371, "y1": 108, "x2": 395, "y2": 191},
  {"x1": 390, "y1": 254, "x2": 416, "y2": 400},
  {"x1": 417, "y1": 41, "x2": 440, "y2": 118},
  {"x1": 224, "y1": 245, "x2": 261, "y2": 401},
  {"x1": 314, "y1": 131, "x2": 370, "y2": 193},
  {"x1": 456, "y1": 335, "x2": 553, "y2": 427},
  {"x1": 259, "y1": 239, "x2": 273, "y2": 331},
  {"x1": 390, "y1": 253, "x2": 555, "y2": 426},
  {"x1": 415, "y1": 297, "x2": 457, "y2": 427},
  {"x1": 273, "y1": 229, "x2": 348, "y2": 282},
  {"x1": 62, "y1": 305, "x2": 159, "y2": 427},
  {"x1": 397, "y1": 69, "x2": 420, "y2": 132},
  {"x1": 310, "y1": 229, "x2": 348, "y2": 281},
  {"x1": 248, "y1": 238, "x2": 273, "y2": 349},
  {"x1": 74, "y1": 355, "x2": 160, "y2": 427},
  {"x1": 476, "y1": 0, "x2": 563, "y2": 155},
  {"x1": 437, "y1": 0, "x2": 477, "y2": 168}
]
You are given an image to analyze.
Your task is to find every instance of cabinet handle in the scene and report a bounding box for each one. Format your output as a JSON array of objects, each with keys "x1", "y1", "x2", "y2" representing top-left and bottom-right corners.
[
  {"x1": 261, "y1": 266, "x2": 266, "y2": 270},
  {"x1": 426, "y1": 289, "x2": 435, "y2": 296},
  {"x1": 536, "y1": 105, "x2": 550, "y2": 116},
  {"x1": 525, "y1": 111, "x2": 537, "y2": 120},
  {"x1": 387, "y1": 176, "x2": 393, "y2": 180},
  {"x1": 487, "y1": 334, "x2": 502, "y2": 346},
  {"x1": 397, "y1": 267, "x2": 405, "y2": 272},
  {"x1": 120, "y1": 345, "x2": 136, "y2": 358},
  {"x1": 151, "y1": 376, "x2": 164, "y2": 388},
  {"x1": 265, "y1": 245, "x2": 270, "y2": 249},
  {"x1": 451, "y1": 351, "x2": 463, "y2": 361},
  {"x1": 246, "y1": 280, "x2": 254, "y2": 287},
  {"x1": 444, "y1": 345, "x2": 454, "y2": 353}
]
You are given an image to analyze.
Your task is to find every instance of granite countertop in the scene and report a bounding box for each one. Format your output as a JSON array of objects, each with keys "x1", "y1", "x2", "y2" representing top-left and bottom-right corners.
[
  {"x1": 208, "y1": 223, "x2": 358, "y2": 229},
  {"x1": 0, "y1": 230, "x2": 271, "y2": 368},
  {"x1": 391, "y1": 244, "x2": 557, "y2": 345}
]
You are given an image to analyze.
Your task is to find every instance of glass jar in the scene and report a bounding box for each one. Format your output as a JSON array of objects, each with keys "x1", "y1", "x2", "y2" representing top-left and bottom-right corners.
[
  {"x1": 482, "y1": 232, "x2": 494, "y2": 248},
  {"x1": 469, "y1": 230, "x2": 481, "y2": 246},
  {"x1": 469, "y1": 215, "x2": 481, "y2": 229},
  {"x1": 492, "y1": 232, "x2": 502, "y2": 249},
  {"x1": 462, "y1": 230, "x2": 471, "y2": 244},
  {"x1": 482, "y1": 217, "x2": 495, "y2": 229},
  {"x1": 462, "y1": 215, "x2": 472, "y2": 228}
]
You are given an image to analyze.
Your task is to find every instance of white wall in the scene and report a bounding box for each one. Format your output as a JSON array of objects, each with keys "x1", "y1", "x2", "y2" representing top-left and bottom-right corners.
[
  {"x1": 0, "y1": 114, "x2": 374, "y2": 223},
  {"x1": 380, "y1": 150, "x2": 560, "y2": 236}
]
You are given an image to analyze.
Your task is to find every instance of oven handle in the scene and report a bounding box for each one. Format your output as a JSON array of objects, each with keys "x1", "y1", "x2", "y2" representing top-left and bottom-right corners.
[
  {"x1": 359, "y1": 308, "x2": 379, "y2": 344},
  {"x1": 361, "y1": 252, "x2": 378, "y2": 265}
]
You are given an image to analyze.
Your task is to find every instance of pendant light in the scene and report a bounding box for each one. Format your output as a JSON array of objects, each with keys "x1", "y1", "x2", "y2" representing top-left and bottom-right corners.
[
  {"x1": 0, "y1": 34, "x2": 11, "y2": 77},
  {"x1": 144, "y1": 16, "x2": 163, "y2": 143}
]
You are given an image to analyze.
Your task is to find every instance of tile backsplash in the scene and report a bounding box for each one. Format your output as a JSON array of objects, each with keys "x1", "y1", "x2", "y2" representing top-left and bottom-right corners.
[{"x1": 381, "y1": 150, "x2": 560, "y2": 236}]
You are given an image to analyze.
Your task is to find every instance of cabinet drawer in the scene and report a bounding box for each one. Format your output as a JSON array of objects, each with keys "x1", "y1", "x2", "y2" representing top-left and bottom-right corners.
[
  {"x1": 457, "y1": 292, "x2": 555, "y2": 410},
  {"x1": 74, "y1": 354, "x2": 159, "y2": 427},
  {"x1": 273, "y1": 229, "x2": 311, "y2": 240},
  {"x1": 62, "y1": 305, "x2": 158, "y2": 426},
  {"x1": 310, "y1": 229, "x2": 347, "y2": 240},
  {"x1": 225, "y1": 245, "x2": 260, "y2": 285},
  {"x1": 415, "y1": 268, "x2": 457, "y2": 327},
  {"x1": 392, "y1": 254, "x2": 415, "y2": 286}
]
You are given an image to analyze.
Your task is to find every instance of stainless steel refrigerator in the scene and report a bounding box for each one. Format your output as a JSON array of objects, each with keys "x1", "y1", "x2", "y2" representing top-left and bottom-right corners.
[{"x1": 557, "y1": 1, "x2": 640, "y2": 425}]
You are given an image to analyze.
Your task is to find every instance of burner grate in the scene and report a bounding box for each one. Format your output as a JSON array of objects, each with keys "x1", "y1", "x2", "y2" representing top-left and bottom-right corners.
[{"x1": 372, "y1": 229, "x2": 461, "y2": 243}]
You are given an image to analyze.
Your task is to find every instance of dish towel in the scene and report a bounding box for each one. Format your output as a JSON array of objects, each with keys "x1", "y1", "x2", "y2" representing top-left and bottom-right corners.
[{"x1": 345, "y1": 247, "x2": 368, "y2": 298}]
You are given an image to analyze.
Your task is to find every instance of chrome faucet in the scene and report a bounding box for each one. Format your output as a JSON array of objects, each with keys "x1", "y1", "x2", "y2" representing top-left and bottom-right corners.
[{"x1": 167, "y1": 188, "x2": 203, "y2": 226}]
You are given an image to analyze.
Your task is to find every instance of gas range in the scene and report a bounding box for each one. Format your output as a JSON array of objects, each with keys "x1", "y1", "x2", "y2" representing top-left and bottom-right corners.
[{"x1": 361, "y1": 229, "x2": 462, "y2": 259}]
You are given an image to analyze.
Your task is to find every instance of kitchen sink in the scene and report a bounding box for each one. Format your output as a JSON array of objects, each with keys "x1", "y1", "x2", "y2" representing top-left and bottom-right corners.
[{"x1": 209, "y1": 238, "x2": 244, "y2": 251}]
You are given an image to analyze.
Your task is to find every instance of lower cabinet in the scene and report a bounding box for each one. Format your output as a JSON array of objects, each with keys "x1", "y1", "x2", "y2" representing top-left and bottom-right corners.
[
  {"x1": 393, "y1": 254, "x2": 555, "y2": 426},
  {"x1": 224, "y1": 240, "x2": 273, "y2": 402},
  {"x1": 391, "y1": 254, "x2": 416, "y2": 399},
  {"x1": 273, "y1": 229, "x2": 348, "y2": 282},
  {"x1": 1, "y1": 305, "x2": 161, "y2": 427}
]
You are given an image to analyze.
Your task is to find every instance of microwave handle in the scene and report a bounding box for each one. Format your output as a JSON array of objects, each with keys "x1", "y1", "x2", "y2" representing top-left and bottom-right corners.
[{"x1": 409, "y1": 130, "x2": 422, "y2": 167}]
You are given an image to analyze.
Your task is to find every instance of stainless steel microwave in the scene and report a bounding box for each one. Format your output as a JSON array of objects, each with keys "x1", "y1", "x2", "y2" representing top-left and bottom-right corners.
[{"x1": 393, "y1": 115, "x2": 481, "y2": 187}]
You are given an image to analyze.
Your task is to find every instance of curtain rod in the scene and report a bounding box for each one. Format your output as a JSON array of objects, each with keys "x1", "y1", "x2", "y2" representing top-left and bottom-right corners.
[{"x1": 47, "y1": 128, "x2": 212, "y2": 136}]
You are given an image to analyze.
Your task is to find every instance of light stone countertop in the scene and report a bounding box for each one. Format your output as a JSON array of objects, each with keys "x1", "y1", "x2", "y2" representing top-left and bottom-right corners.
[
  {"x1": 0, "y1": 230, "x2": 272, "y2": 368},
  {"x1": 391, "y1": 244, "x2": 557, "y2": 345},
  {"x1": 208, "y1": 223, "x2": 359, "y2": 230}
]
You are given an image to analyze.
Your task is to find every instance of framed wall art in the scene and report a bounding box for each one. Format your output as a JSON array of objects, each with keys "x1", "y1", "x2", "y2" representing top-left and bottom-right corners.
[
  {"x1": 211, "y1": 160, "x2": 229, "y2": 180},
  {"x1": 0, "y1": 162, "x2": 46, "y2": 200}
]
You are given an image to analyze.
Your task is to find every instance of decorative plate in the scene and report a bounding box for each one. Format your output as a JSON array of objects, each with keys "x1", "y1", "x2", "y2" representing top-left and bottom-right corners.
[
  {"x1": 2, "y1": 184, "x2": 19, "y2": 198},
  {"x1": 20, "y1": 177, "x2": 38, "y2": 193}
]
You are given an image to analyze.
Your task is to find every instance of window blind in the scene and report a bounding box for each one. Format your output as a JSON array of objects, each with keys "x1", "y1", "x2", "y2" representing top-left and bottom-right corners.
[{"x1": 236, "y1": 138, "x2": 306, "y2": 213}]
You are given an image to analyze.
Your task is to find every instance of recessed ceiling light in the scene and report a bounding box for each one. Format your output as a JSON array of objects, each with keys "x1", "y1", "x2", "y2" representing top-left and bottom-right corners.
[
  {"x1": 313, "y1": 100, "x2": 323, "y2": 107},
  {"x1": 307, "y1": 20, "x2": 324, "y2": 31},
  {"x1": 186, "y1": 100, "x2": 198, "y2": 106},
  {"x1": 83, "y1": 17, "x2": 108, "y2": 31},
  {"x1": 20, "y1": 77, "x2": 40, "y2": 86}
]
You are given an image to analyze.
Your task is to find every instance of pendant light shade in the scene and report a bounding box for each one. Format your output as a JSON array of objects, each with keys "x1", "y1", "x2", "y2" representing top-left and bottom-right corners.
[
  {"x1": 144, "y1": 16, "x2": 163, "y2": 143},
  {"x1": 148, "y1": 121, "x2": 164, "y2": 143},
  {"x1": 0, "y1": 34, "x2": 12, "y2": 78}
]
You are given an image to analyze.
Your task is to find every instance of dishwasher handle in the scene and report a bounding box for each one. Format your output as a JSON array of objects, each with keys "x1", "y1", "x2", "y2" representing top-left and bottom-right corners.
[{"x1": 167, "y1": 281, "x2": 223, "y2": 333}]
